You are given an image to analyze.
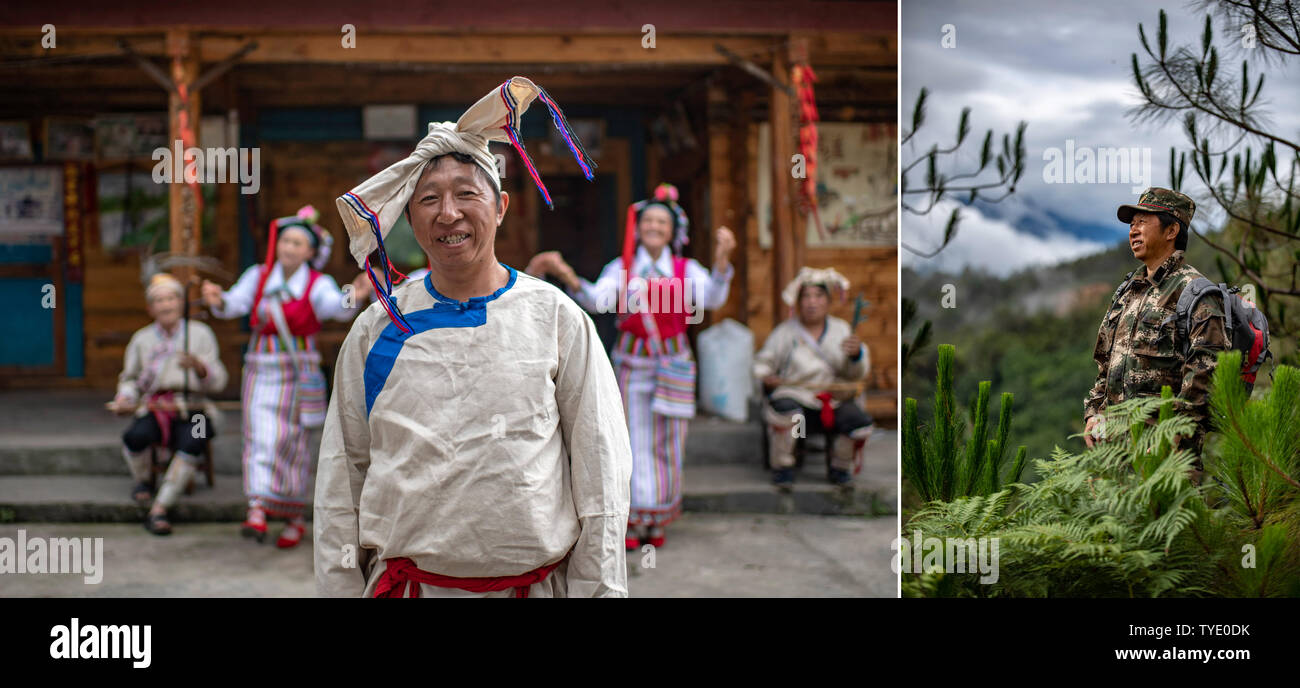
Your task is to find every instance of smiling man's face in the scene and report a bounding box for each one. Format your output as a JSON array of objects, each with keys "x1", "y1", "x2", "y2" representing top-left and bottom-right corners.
[
  {"x1": 408, "y1": 156, "x2": 508, "y2": 273},
  {"x1": 1129, "y1": 211, "x2": 1178, "y2": 266}
]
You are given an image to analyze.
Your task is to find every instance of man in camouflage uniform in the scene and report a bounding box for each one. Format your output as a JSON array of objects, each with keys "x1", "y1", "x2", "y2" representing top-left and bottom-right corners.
[{"x1": 1083, "y1": 188, "x2": 1231, "y2": 477}]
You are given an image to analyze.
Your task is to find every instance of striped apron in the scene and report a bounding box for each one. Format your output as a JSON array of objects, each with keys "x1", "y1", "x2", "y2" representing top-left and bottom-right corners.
[
  {"x1": 614, "y1": 330, "x2": 692, "y2": 528},
  {"x1": 241, "y1": 331, "x2": 327, "y2": 519}
]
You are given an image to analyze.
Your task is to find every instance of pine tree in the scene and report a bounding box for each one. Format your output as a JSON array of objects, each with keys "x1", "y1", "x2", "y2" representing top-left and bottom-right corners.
[{"x1": 903, "y1": 344, "x2": 1027, "y2": 503}]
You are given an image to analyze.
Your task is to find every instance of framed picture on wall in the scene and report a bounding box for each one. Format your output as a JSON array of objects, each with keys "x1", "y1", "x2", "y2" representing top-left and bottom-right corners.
[
  {"x1": 0, "y1": 121, "x2": 34, "y2": 161},
  {"x1": 43, "y1": 117, "x2": 96, "y2": 161},
  {"x1": 93, "y1": 113, "x2": 167, "y2": 161},
  {"x1": 755, "y1": 121, "x2": 898, "y2": 248}
]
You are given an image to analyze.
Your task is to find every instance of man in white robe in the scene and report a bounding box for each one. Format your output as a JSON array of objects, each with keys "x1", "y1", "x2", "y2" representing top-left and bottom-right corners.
[
  {"x1": 754, "y1": 267, "x2": 872, "y2": 487},
  {"x1": 315, "y1": 77, "x2": 631, "y2": 598}
]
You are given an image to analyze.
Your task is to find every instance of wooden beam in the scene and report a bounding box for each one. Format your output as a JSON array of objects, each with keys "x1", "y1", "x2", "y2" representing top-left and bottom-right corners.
[{"x1": 0, "y1": 31, "x2": 895, "y2": 68}]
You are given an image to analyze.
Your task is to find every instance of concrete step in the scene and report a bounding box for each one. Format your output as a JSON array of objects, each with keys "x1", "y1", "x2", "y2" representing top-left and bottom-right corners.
[
  {"x1": 0, "y1": 432, "x2": 895, "y2": 522},
  {"x1": 1, "y1": 421, "x2": 761, "y2": 475},
  {"x1": 0, "y1": 394, "x2": 765, "y2": 475},
  {"x1": 0, "y1": 390, "x2": 893, "y2": 475}
]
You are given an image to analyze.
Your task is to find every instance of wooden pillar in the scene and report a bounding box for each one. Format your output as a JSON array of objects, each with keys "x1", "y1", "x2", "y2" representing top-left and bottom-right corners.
[
  {"x1": 706, "y1": 83, "x2": 733, "y2": 328},
  {"x1": 769, "y1": 46, "x2": 797, "y2": 326},
  {"x1": 166, "y1": 29, "x2": 200, "y2": 290},
  {"x1": 788, "y1": 38, "x2": 809, "y2": 278}
]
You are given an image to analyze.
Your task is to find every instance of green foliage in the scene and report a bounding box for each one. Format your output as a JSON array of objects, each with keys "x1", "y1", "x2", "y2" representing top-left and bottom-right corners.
[
  {"x1": 905, "y1": 391, "x2": 1223, "y2": 598},
  {"x1": 1205, "y1": 351, "x2": 1300, "y2": 528},
  {"x1": 903, "y1": 344, "x2": 1027, "y2": 503},
  {"x1": 900, "y1": 87, "x2": 1027, "y2": 258},
  {"x1": 1131, "y1": 4, "x2": 1300, "y2": 347},
  {"x1": 905, "y1": 354, "x2": 1300, "y2": 598},
  {"x1": 899, "y1": 296, "x2": 932, "y2": 374}
]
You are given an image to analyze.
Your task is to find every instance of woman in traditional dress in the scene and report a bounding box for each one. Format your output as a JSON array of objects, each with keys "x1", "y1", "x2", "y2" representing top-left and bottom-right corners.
[
  {"x1": 527, "y1": 183, "x2": 736, "y2": 550},
  {"x1": 109, "y1": 273, "x2": 228, "y2": 535},
  {"x1": 201, "y1": 205, "x2": 362, "y2": 549}
]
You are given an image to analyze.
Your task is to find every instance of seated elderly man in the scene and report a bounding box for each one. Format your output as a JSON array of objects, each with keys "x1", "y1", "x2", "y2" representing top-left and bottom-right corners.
[
  {"x1": 753, "y1": 267, "x2": 873, "y2": 488},
  {"x1": 107, "y1": 273, "x2": 228, "y2": 535}
]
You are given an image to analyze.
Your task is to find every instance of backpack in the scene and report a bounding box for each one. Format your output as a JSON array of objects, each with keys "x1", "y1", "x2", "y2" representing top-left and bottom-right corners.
[
  {"x1": 1108, "y1": 272, "x2": 1272, "y2": 395},
  {"x1": 1175, "y1": 278, "x2": 1272, "y2": 395}
]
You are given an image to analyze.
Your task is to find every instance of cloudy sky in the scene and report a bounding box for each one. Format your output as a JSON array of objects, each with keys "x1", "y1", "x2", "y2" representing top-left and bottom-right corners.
[{"x1": 900, "y1": 0, "x2": 1300, "y2": 276}]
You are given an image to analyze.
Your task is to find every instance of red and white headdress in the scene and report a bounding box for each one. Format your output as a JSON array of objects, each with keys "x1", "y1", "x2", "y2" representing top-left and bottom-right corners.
[{"x1": 621, "y1": 182, "x2": 690, "y2": 270}]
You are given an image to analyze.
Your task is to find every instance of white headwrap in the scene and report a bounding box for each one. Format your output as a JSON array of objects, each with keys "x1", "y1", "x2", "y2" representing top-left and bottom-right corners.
[
  {"x1": 145, "y1": 273, "x2": 184, "y2": 302},
  {"x1": 335, "y1": 76, "x2": 595, "y2": 333},
  {"x1": 781, "y1": 266, "x2": 851, "y2": 307}
]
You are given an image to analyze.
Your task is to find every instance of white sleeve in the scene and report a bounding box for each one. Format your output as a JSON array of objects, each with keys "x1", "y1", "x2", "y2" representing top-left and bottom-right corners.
[
  {"x1": 115, "y1": 331, "x2": 143, "y2": 402},
  {"x1": 686, "y1": 258, "x2": 734, "y2": 311},
  {"x1": 308, "y1": 273, "x2": 357, "y2": 322},
  {"x1": 553, "y1": 301, "x2": 632, "y2": 598},
  {"x1": 211, "y1": 265, "x2": 262, "y2": 319},
  {"x1": 753, "y1": 322, "x2": 790, "y2": 381},
  {"x1": 568, "y1": 258, "x2": 622, "y2": 315},
  {"x1": 195, "y1": 324, "x2": 229, "y2": 394},
  {"x1": 314, "y1": 316, "x2": 375, "y2": 597}
]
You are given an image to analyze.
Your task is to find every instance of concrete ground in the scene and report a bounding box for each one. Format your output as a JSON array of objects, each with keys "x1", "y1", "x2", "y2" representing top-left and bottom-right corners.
[{"x1": 0, "y1": 514, "x2": 895, "y2": 598}]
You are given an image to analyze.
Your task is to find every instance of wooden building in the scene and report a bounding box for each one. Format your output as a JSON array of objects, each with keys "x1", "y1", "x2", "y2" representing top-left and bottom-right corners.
[{"x1": 0, "y1": 1, "x2": 897, "y2": 422}]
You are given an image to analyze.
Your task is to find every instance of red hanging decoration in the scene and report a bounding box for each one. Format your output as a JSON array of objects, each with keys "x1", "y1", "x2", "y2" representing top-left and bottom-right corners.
[{"x1": 793, "y1": 63, "x2": 826, "y2": 242}]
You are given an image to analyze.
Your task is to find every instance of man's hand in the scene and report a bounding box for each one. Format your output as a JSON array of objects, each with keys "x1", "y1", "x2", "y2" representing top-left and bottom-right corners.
[
  {"x1": 177, "y1": 353, "x2": 208, "y2": 379},
  {"x1": 350, "y1": 272, "x2": 374, "y2": 303},
  {"x1": 761, "y1": 375, "x2": 783, "y2": 390},
  {"x1": 1084, "y1": 415, "x2": 1103, "y2": 448},
  {"x1": 713, "y1": 226, "x2": 736, "y2": 272},
  {"x1": 105, "y1": 397, "x2": 136, "y2": 416},
  {"x1": 200, "y1": 280, "x2": 224, "y2": 310},
  {"x1": 526, "y1": 251, "x2": 580, "y2": 290},
  {"x1": 842, "y1": 335, "x2": 863, "y2": 359}
]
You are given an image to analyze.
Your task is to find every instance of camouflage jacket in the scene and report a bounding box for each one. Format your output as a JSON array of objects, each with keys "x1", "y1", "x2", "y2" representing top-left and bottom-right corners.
[{"x1": 1083, "y1": 250, "x2": 1231, "y2": 450}]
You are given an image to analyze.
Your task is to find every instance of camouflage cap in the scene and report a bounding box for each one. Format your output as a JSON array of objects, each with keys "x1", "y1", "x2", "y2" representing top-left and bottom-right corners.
[{"x1": 1117, "y1": 187, "x2": 1195, "y2": 229}]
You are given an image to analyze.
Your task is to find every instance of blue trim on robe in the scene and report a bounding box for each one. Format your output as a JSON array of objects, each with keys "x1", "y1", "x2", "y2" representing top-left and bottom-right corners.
[{"x1": 363, "y1": 265, "x2": 519, "y2": 416}]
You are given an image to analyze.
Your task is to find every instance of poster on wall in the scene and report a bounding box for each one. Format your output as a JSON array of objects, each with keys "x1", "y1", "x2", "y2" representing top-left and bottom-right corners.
[
  {"x1": 0, "y1": 166, "x2": 63, "y2": 237},
  {"x1": 756, "y1": 121, "x2": 898, "y2": 248}
]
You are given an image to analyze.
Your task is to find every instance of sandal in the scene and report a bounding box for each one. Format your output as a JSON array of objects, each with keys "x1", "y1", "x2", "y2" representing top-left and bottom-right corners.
[
  {"x1": 241, "y1": 507, "x2": 267, "y2": 543},
  {"x1": 144, "y1": 511, "x2": 172, "y2": 536},
  {"x1": 130, "y1": 482, "x2": 153, "y2": 507},
  {"x1": 276, "y1": 520, "x2": 306, "y2": 549}
]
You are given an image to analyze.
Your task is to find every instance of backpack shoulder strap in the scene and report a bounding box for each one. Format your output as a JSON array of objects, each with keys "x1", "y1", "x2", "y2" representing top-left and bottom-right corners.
[
  {"x1": 1109, "y1": 269, "x2": 1138, "y2": 311},
  {"x1": 1175, "y1": 277, "x2": 1220, "y2": 358}
]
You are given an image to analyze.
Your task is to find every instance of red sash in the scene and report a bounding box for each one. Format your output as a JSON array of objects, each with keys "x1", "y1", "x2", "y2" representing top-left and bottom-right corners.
[
  {"x1": 250, "y1": 267, "x2": 323, "y2": 337},
  {"x1": 618, "y1": 255, "x2": 689, "y2": 340},
  {"x1": 372, "y1": 556, "x2": 565, "y2": 599}
]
